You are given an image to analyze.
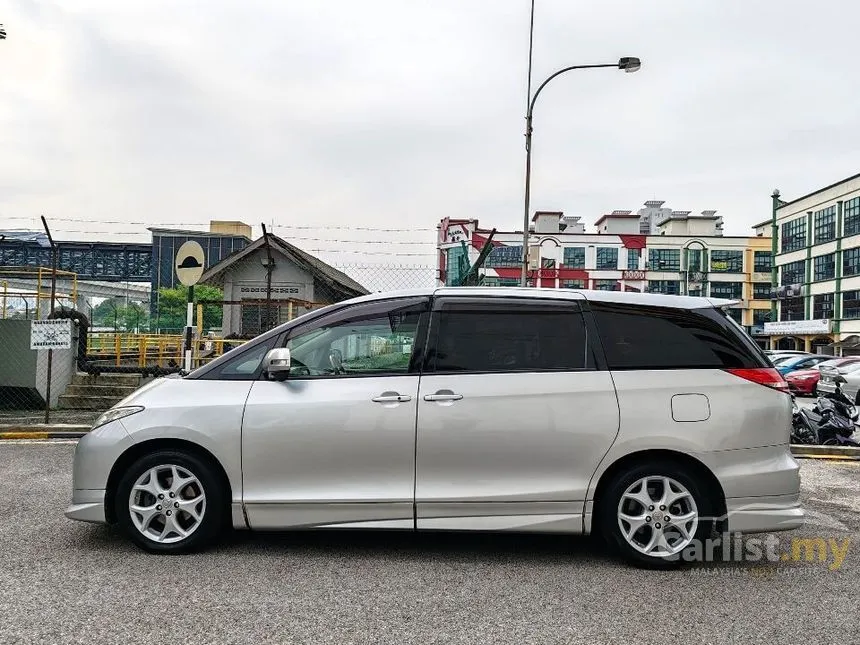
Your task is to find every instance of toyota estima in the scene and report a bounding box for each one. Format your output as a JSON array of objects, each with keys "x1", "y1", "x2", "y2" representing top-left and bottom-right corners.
[{"x1": 67, "y1": 288, "x2": 803, "y2": 567}]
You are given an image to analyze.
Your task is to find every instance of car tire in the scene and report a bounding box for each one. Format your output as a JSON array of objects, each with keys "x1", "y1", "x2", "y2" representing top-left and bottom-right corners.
[
  {"x1": 115, "y1": 450, "x2": 225, "y2": 554},
  {"x1": 598, "y1": 460, "x2": 714, "y2": 569}
]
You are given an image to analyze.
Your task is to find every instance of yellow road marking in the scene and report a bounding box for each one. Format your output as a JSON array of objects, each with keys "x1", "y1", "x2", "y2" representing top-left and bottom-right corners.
[{"x1": 0, "y1": 432, "x2": 49, "y2": 440}]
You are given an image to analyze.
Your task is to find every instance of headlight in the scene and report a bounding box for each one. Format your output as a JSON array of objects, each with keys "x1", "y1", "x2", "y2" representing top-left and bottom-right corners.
[{"x1": 92, "y1": 406, "x2": 144, "y2": 430}]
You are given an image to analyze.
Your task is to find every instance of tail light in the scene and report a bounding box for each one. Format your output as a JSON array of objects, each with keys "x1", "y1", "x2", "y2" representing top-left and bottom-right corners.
[{"x1": 724, "y1": 367, "x2": 789, "y2": 392}]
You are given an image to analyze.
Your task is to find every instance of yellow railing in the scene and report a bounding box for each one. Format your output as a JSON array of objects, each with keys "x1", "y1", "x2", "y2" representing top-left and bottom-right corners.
[
  {"x1": 86, "y1": 333, "x2": 247, "y2": 369},
  {"x1": 0, "y1": 266, "x2": 79, "y2": 318}
]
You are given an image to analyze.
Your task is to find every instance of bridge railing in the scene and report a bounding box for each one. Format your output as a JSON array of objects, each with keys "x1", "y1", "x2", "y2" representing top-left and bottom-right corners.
[{"x1": 86, "y1": 333, "x2": 247, "y2": 369}]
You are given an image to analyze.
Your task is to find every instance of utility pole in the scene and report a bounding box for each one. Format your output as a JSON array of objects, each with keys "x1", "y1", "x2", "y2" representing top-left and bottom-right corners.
[{"x1": 40, "y1": 216, "x2": 57, "y2": 424}]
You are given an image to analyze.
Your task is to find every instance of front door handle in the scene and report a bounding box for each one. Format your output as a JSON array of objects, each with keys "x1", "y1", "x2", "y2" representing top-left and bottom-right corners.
[
  {"x1": 372, "y1": 392, "x2": 412, "y2": 403},
  {"x1": 424, "y1": 391, "x2": 463, "y2": 402}
]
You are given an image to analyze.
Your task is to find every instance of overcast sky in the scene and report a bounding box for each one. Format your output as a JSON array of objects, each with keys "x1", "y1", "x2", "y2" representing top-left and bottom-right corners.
[{"x1": 3, "y1": 0, "x2": 860, "y2": 268}]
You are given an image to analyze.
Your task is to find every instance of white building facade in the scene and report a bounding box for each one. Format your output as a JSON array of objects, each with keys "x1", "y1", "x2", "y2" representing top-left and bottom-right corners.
[{"x1": 768, "y1": 172, "x2": 860, "y2": 353}]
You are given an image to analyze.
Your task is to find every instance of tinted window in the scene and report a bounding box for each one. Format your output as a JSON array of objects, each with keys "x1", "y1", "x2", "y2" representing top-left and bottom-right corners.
[
  {"x1": 428, "y1": 299, "x2": 590, "y2": 373},
  {"x1": 591, "y1": 302, "x2": 767, "y2": 370}
]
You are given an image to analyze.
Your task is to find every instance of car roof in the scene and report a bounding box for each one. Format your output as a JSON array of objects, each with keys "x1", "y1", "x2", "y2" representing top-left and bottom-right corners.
[{"x1": 345, "y1": 287, "x2": 733, "y2": 311}]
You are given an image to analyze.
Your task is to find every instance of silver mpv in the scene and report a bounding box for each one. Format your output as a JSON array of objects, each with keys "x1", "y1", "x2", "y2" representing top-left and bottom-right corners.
[{"x1": 67, "y1": 288, "x2": 803, "y2": 567}]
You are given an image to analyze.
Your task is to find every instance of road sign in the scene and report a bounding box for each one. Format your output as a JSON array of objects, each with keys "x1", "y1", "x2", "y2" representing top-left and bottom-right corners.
[
  {"x1": 30, "y1": 319, "x2": 72, "y2": 350},
  {"x1": 175, "y1": 241, "x2": 206, "y2": 287}
]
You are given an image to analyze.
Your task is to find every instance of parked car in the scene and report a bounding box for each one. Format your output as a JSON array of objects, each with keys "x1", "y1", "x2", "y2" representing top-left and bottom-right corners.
[
  {"x1": 775, "y1": 354, "x2": 832, "y2": 376},
  {"x1": 832, "y1": 364, "x2": 860, "y2": 404},
  {"x1": 66, "y1": 288, "x2": 803, "y2": 568},
  {"x1": 785, "y1": 369, "x2": 822, "y2": 396},
  {"x1": 787, "y1": 357, "x2": 860, "y2": 396},
  {"x1": 765, "y1": 350, "x2": 809, "y2": 357},
  {"x1": 768, "y1": 354, "x2": 808, "y2": 367},
  {"x1": 817, "y1": 359, "x2": 860, "y2": 396}
]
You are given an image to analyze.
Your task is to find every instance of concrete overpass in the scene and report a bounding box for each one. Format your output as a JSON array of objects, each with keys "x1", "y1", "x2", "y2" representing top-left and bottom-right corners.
[{"x1": 1, "y1": 277, "x2": 150, "y2": 317}]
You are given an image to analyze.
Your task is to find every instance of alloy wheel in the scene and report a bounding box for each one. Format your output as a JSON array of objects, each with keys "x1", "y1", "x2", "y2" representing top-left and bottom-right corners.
[
  {"x1": 617, "y1": 475, "x2": 698, "y2": 557},
  {"x1": 128, "y1": 464, "x2": 207, "y2": 544}
]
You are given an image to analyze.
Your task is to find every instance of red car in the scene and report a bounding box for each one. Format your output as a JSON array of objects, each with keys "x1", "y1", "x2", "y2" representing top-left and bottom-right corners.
[{"x1": 785, "y1": 357, "x2": 860, "y2": 396}]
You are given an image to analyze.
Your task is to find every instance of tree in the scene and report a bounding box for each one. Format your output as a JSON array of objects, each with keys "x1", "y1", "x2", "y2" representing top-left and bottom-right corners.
[
  {"x1": 90, "y1": 298, "x2": 149, "y2": 331},
  {"x1": 155, "y1": 285, "x2": 223, "y2": 332}
]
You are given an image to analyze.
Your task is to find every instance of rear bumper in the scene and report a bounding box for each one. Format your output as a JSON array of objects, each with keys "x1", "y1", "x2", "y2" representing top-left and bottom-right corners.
[
  {"x1": 698, "y1": 444, "x2": 803, "y2": 533},
  {"x1": 725, "y1": 493, "x2": 804, "y2": 533},
  {"x1": 787, "y1": 380, "x2": 817, "y2": 395},
  {"x1": 65, "y1": 489, "x2": 107, "y2": 524}
]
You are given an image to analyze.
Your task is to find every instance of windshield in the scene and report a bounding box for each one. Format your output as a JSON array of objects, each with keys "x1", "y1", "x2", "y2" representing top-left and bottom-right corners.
[{"x1": 770, "y1": 355, "x2": 797, "y2": 366}]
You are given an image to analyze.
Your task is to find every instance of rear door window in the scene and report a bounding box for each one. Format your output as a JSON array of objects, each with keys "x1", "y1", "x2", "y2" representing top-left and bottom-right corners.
[
  {"x1": 426, "y1": 298, "x2": 593, "y2": 373},
  {"x1": 590, "y1": 302, "x2": 768, "y2": 370}
]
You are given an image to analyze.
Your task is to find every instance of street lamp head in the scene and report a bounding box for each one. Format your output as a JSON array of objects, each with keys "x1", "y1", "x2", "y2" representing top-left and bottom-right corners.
[{"x1": 618, "y1": 57, "x2": 642, "y2": 73}]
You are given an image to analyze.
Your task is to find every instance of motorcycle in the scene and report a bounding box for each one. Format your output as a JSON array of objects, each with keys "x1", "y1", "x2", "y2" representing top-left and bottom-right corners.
[{"x1": 792, "y1": 377, "x2": 860, "y2": 446}]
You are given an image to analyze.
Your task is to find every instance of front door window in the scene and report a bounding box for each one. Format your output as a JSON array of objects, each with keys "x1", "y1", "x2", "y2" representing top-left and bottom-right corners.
[{"x1": 285, "y1": 300, "x2": 424, "y2": 377}]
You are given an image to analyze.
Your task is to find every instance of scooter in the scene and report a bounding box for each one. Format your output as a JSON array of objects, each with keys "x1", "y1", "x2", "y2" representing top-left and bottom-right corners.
[
  {"x1": 793, "y1": 377, "x2": 860, "y2": 446},
  {"x1": 791, "y1": 395, "x2": 818, "y2": 444}
]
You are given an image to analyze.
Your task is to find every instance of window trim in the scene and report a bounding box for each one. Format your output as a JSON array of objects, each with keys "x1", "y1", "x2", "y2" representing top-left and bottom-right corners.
[{"x1": 424, "y1": 295, "x2": 599, "y2": 375}]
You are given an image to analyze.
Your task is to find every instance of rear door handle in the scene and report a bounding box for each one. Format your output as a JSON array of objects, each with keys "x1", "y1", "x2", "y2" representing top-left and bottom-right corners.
[
  {"x1": 372, "y1": 393, "x2": 412, "y2": 403},
  {"x1": 424, "y1": 392, "x2": 463, "y2": 402}
]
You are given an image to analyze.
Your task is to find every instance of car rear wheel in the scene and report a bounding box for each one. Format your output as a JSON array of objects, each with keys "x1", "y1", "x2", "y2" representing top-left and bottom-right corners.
[
  {"x1": 116, "y1": 450, "x2": 225, "y2": 553},
  {"x1": 598, "y1": 461, "x2": 714, "y2": 569}
]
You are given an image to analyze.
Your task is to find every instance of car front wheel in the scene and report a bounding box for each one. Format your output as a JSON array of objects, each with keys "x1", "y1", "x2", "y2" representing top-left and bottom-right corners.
[
  {"x1": 598, "y1": 461, "x2": 713, "y2": 569},
  {"x1": 116, "y1": 450, "x2": 225, "y2": 553}
]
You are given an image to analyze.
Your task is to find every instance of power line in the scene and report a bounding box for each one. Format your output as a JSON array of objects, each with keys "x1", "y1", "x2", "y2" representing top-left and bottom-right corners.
[
  {"x1": 5, "y1": 228, "x2": 435, "y2": 245},
  {"x1": 2, "y1": 215, "x2": 435, "y2": 232}
]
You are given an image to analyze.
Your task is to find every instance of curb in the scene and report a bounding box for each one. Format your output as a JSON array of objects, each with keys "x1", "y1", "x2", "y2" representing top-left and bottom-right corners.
[
  {"x1": 0, "y1": 424, "x2": 90, "y2": 441},
  {"x1": 790, "y1": 444, "x2": 860, "y2": 461}
]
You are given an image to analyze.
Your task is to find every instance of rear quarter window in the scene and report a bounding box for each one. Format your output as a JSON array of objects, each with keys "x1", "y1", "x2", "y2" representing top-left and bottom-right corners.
[{"x1": 591, "y1": 302, "x2": 768, "y2": 370}]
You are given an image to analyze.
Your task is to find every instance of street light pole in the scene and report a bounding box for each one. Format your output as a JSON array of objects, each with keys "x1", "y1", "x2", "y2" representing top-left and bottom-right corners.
[{"x1": 520, "y1": 57, "x2": 642, "y2": 286}]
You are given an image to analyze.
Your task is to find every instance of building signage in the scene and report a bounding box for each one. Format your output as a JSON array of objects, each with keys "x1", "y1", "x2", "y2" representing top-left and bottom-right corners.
[
  {"x1": 444, "y1": 224, "x2": 469, "y2": 244},
  {"x1": 30, "y1": 319, "x2": 72, "y2": 350},
  {"x1": 762, "y1": 319, "x2": 831, "y2": 335},
  {"x1": 622, "y1": 270, "x2": 645, "y2": 280},
  {"x1": 237, "y1": 283, "x2": 306, "y2": 300}
]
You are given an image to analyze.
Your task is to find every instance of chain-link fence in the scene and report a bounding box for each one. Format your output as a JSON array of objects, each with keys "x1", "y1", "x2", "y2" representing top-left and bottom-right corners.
[{"x1": 0, "y1": 248, "x2": 436, "y2": 423}]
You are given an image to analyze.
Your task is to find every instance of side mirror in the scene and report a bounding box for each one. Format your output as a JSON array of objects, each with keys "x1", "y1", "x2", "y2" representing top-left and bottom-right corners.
[
  {"x1": 264, "y1": 347, "x2": 291, "y2": 381},
  {"x1": 835, "y1": 375, "x2": 847, "y2": 384}
]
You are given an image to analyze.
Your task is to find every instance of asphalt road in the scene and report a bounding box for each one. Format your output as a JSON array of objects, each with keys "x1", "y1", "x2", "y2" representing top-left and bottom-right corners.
[{"x1": 1, "y1": 442, "x2": 859, "y2": 645}]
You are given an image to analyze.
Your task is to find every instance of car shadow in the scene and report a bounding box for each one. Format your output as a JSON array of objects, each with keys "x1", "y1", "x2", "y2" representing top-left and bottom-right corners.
[
  {"x1": 222, "y1": 528, "x2": 612, "y2": 563},
  {"x1": 73, "y1": 522, "x2": 622, "y2": 566}
]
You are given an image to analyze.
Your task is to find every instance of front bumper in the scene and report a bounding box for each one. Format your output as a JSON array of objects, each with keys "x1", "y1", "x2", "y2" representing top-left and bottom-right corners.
[
  {"x1": 65, "y1": 489, "x2": 107, "y2": 523},
  {"x1": 725, "y1": 493, "x2": 804, "y2": 533}
]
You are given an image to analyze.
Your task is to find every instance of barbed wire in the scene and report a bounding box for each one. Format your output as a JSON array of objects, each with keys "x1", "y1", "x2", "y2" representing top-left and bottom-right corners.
[{"x1": 2, "y1": 215, "x2": 436, "y2": 233}]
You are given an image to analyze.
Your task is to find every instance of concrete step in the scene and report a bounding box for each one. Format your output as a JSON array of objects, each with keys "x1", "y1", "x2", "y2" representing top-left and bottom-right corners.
[
  {"x1": 63, "y1": 384, "x2": 139, "y2": 398},
  {"x1": 71, "y1": 373, "x2": 143, "y2": 387},
  {"x1": 57, "y1": 394, "x2": 127, "y2": 410}
]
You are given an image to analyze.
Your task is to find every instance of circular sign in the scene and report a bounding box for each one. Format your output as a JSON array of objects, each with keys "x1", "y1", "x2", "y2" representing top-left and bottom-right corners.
[{"x1": 175, "y1": 241, "x2": 206, "y2": 287}]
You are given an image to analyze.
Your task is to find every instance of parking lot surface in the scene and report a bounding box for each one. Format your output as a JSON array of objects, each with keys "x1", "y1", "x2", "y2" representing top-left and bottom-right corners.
[{"x1": 1, "y1": 442, "x2": 858, "y2": 645}]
